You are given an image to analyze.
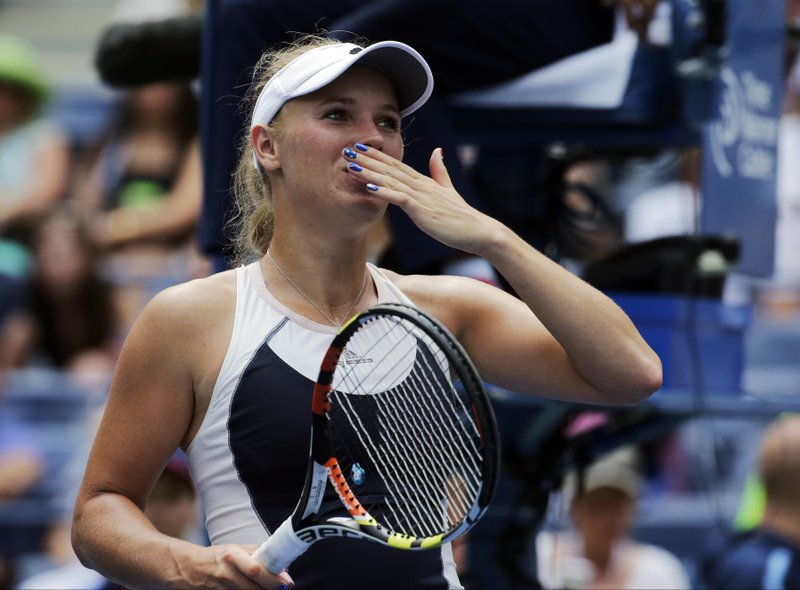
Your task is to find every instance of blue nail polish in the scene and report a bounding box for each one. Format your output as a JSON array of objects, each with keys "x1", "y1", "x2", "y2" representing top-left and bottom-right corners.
[
  {"x1": 355, "y1": 143, "x2": 368, "y2": 152},
  {"x1": 278, "y1": 584, "x2": 289, "y2": 590},
  {"x1": 366, "y1": 183, "x2": 379, "y2": 192},
  {"x1": 343, "y1": 147, "x2": 357, "y2": 159},
  {"x1": 348, "y1": 162, "x2": 363, "y2": 172}
]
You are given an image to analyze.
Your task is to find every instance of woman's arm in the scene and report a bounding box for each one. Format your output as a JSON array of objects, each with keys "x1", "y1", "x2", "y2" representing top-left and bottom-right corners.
[
  {"x1": 347, "y1": 146, "x2": 661, "y2": 406},
  {"x1": 71, "y1": 279, "x2": 289, "y2": 589}
]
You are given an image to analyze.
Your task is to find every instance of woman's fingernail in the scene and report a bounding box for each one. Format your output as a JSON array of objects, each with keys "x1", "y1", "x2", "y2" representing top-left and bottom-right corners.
[
  {"x1": 366, "y1": 183, "x2": 380, "y2": 192},
  {"x1": 278, "y1": 585, "x2": 289, "y2": 590},
  {"x1": 438, "y1": 147, "x2": 445, "y2": 160},
  {"x1": 348, "y1": 162, "x2": 363, "y2": 172},
  {"x1": 343, "y1": 147, "x2": 357, "y2": 159},
  {"x1": 280, "y1": 572, "x2": 295, "y2": 585},
  {"x1": 355, "y1": 143, "x2": 369, "y2": 152}
]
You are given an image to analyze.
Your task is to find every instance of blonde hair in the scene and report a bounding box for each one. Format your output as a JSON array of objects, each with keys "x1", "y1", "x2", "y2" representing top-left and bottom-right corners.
[{"x1": 230, "y1": 34, "x2": 354, "y2": 264}]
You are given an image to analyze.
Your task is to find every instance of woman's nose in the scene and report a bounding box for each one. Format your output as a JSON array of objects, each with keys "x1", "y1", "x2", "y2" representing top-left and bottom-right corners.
[{"x1": 354, "y1": 120, "x2": 384, "y2": 151}]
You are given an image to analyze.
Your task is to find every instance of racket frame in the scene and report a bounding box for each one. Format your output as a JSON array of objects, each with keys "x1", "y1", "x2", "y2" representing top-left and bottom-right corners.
[{"x1": 254, "y1": 303, "x2": 500, "y2": 572}]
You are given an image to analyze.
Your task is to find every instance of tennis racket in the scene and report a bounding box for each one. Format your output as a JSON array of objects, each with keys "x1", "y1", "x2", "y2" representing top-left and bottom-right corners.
[{"x1": 252, "y1": 302, "x2": 500, "y2": 574}]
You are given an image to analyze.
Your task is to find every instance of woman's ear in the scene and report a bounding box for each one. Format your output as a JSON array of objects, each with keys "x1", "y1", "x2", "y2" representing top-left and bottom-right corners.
[{"x1": 251, "y1": 124, "x2": 281, "y2": 172}]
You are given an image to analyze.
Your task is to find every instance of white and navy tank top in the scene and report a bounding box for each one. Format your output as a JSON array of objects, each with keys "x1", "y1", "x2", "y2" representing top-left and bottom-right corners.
[{"x1": 185, "y1": 261, "x2": 461, "y2": 589}]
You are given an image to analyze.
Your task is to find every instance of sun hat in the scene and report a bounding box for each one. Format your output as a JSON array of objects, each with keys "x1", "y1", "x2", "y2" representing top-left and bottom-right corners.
[
  {"x1": 0, "y1": 35, "x2": 50, "y2": 114},
  {"x1": 250, "y1": 40, "x2": 433, "y2": 130}
]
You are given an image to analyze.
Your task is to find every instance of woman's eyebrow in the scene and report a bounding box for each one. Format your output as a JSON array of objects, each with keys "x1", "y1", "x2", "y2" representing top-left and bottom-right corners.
[{"x1": 317, "y1": 96, "x2": 400, "y2": 114}]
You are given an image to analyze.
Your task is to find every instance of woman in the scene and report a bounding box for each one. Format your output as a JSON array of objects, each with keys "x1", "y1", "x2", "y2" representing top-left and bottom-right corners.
[
  {"x1": 0, "y1": 34, "x2": 70, "y2": 265},
  {"x1": 72, "y1": 36, "x2": 662, "y2": 589},
  {"x1": 74, "y1": 80, "x2": 199, "y2": 250},
  {"x1": 536, "y1": 447, "x2": 690, "y2": 589}
]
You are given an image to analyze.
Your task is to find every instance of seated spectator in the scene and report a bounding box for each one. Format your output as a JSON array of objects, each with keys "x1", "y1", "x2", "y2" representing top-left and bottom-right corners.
[
  {"x1": 84, "y1": 137, "x2": 202, "y2": 253},
  {"x1": 0, "y1": 34, "x2": 70, "y2": 259},
  {"x1": 537, "y1": 446, "x2": 690, "y2": 589},
  {"x1": 697, "y1": 414, "x2": 800, "y2": 590},
  {"x1": 71, "y1": 80, "x2": 204, "y2": 330},
  {"x1": 0, "y1": 34, "x2": 71, "y2": 352},
  {"x1": 0, "y1": 210, "x2": 118, "y2": 387},
  {"x1": 74, "y1": 80, "x2": 199, "y2": 253}
]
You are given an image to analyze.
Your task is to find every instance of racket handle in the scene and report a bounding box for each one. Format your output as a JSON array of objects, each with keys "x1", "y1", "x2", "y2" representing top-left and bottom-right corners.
[{"x1": 252, "y1": 519, "x2": 310, "y2": 574}]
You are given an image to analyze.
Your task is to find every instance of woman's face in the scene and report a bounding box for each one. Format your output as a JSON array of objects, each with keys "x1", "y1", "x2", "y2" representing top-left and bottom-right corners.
[
  {"x1": 571, "y1": 487, "x2": 636, "y2": 550},
  {"x1": 262, "y1": 65, "x2": 404, "y2": 224}
]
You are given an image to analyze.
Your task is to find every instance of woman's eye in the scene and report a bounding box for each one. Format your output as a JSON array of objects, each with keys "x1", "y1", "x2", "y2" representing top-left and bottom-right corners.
[
  {"x1": 378, "y1": 117, "x2": 400, "y2": 130},
  {"x1": 324, "y1": 110, "x2": 347, "y2": 121}
]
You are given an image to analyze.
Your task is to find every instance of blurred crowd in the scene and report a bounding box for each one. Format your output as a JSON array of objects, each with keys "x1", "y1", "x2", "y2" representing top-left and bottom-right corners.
[
  {"x1": 0, "y1": 2, "x2": 208, "y2": 586},
  {"x1": 0, "y1": 0, "x2": 800, "y2": 588}
]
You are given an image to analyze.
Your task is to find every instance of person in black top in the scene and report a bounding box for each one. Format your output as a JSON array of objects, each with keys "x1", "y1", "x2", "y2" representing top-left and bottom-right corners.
[{"x1": 698, "y1": 414, "x2": 800, "y2": 590}]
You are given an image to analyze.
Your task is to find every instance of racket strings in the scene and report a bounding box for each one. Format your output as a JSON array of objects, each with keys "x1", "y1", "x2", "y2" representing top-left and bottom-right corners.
[
  {"x1": 385, "y1": 377, "x2": 482, "y2": 515},
  {"x1": 330, "y1": 316, "x2": 485, "y2": 538},
  {"x1": 334, "y1": 391, "x2": 441, "y2": 535},
  {"x1": 375, "y1": 329, "x2": 483, "y2": 518},
  {"x1": 376, "y1": 386, "x2": 479, "y2": 532},
  {"x1": 333, "y1": 352, "x2": 452, "y2": 536},
  {"x1": 332, "y1": 323, "x2": 436, "y2": 533},
  {"x1": 393, "y1": 340, "x2": 483, "y2": 522}
]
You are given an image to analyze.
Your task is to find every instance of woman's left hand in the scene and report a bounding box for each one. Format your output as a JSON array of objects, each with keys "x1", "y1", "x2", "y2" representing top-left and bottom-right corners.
[{"x1": 343, "y1": 145, "x2": 499, "y2": 255}]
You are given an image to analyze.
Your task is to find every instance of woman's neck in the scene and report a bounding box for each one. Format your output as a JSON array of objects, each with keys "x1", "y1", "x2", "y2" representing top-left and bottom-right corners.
[{"x1": 262, "y1": 237, "x2": 373, "y2": 326}]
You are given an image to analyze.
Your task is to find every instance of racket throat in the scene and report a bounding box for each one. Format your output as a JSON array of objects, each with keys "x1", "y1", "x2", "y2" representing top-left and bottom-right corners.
[{"x1": 300, "y1": 461, "x2": 330, "y2": 520}]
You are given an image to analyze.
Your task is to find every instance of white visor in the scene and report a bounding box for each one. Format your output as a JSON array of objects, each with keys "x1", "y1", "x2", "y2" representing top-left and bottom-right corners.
[{"x1": 249, "y1": 41, "x2": 433, "y2": 169}]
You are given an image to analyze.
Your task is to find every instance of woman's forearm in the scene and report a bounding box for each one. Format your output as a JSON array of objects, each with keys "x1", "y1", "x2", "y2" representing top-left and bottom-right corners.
[
  {"x1": 72, "y1": 491, "x2": 192, "y2": 589},
  {"x1": 480, "y1": 224, "x2": 662, "y2": 404}
]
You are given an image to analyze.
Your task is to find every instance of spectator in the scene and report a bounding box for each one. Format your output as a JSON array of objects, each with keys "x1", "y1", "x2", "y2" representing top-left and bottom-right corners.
[
  {"x1": 74, "y1": 80, "x2": 199, "y2": 252},
  {"x1": 71, "y1": 79, "x2": 204, "y2": 332},
  {"x1": 1, "y1": 210, "x2": 118, "y2": 385},
  {"x1": 0, "y1": 34, "x2": 70, "y2": 255},
  {"x1": 0, "y1": 34, "x2": 70, "y2": 339},
  {"x1": 697, "y1": 414, "x2": 800, "y2": 589},
  {"x1": 537, "y1": 446, "x2": 690, "y2": 589}
]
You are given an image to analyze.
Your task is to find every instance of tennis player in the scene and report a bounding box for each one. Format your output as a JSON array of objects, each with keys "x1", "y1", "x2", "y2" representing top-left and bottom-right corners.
[{"x1": 71, "y1": 36, "x2": 662, "y2": 589}]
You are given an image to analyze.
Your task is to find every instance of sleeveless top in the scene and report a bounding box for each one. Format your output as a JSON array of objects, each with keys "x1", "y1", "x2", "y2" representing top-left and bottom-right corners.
[{"x1": 185, "y1": 261, "x2": 461, "y2": 589}]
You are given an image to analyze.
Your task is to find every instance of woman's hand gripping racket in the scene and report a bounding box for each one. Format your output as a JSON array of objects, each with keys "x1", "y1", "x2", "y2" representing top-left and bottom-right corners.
[{"x1": 253, "y1": 303, "x2": 500, "y2": 574}]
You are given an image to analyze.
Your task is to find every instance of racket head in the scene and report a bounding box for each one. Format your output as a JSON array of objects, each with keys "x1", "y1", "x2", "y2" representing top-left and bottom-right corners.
[{"x1": 294, "y1": 302, "x2": 500, "y2": 550}]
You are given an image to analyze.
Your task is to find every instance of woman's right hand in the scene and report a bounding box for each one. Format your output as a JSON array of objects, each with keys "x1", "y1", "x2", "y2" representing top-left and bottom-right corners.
[{"x1": 170, "y1": 543, "x2": 294, "y2": 589}]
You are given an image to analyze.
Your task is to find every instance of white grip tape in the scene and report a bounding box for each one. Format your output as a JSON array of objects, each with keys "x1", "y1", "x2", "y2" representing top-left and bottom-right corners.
[{"x1": 252, "y1": 519, "x2": 310, "y2": 574}]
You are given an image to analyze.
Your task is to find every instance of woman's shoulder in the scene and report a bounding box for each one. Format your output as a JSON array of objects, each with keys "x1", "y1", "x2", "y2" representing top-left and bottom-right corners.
[
  {"x1": 380, "y1": 268, "x2": 499, "y2": 311},
  {"x1": 377, "y1": 268, "x2": 503, "y2": 337},
  {"x1": 379, "y1": 268, "x2": 479, "y2": 298},
  {"x1": 142, "y1": 269, "x2": 238, "y2": 329}
]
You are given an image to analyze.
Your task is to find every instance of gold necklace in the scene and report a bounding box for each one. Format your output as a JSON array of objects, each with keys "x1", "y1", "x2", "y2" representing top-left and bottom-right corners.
[{"x1": 266, "y1": 249, "x2": 368, "y2": 328}]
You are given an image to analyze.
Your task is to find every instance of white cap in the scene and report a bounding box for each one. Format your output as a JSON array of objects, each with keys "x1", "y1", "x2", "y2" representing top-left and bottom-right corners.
[
  {"x1": 250, "y1": 40, "x2": 433, "y2": 129},
  {"x1": 563, "y1": 446, "x2": 642, "y2": 502}
]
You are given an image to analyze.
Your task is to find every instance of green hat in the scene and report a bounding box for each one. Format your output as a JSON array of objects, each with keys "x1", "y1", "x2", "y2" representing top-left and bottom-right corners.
[{"x1": 0, "y1": 34, "x2": 50, "y2": 114}]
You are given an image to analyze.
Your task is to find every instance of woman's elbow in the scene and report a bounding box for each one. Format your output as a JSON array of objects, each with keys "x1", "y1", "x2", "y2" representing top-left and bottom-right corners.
[{"x1": 618, "y1": 353, "x2": 663, "y2": 405}]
